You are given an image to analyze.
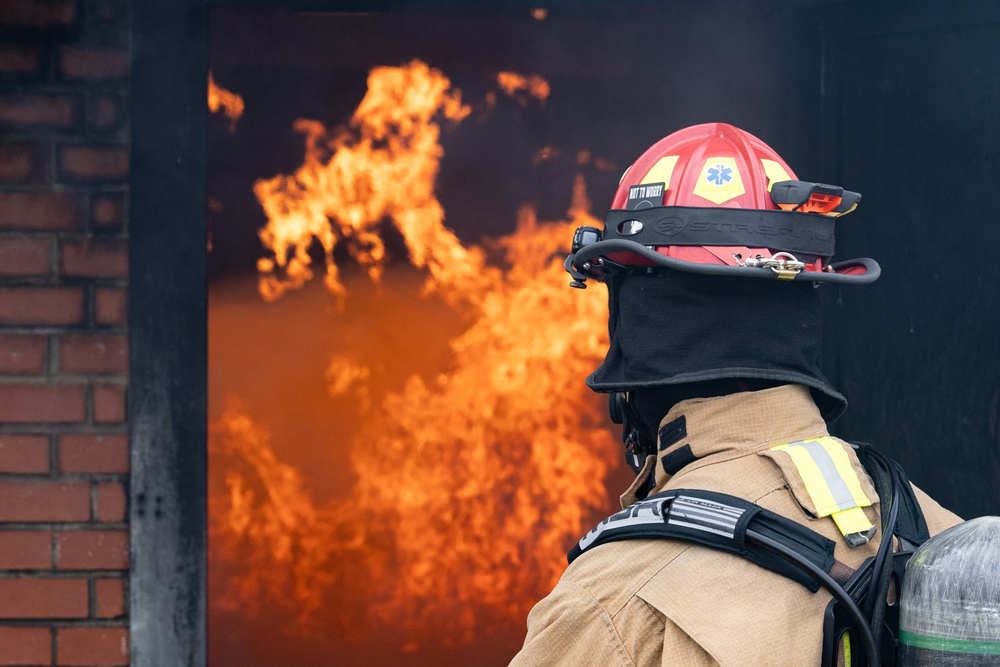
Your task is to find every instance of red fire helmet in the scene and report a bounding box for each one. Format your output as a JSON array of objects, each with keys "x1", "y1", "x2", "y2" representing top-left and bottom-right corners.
[{"x1": 567, "y1": 123, "x2": 879, "y2": 285}]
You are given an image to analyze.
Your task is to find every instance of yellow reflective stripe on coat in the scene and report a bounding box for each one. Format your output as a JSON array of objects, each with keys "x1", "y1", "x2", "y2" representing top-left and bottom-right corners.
[{"x1": 770, "y1": 437, "x2": 876, "y2": 544}]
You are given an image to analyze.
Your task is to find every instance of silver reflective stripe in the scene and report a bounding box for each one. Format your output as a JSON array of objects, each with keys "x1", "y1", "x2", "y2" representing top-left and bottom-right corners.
[
  {"x1": 577, "y1": 497, "x2": 666, "y2": 550},
  {"x1": 786, "y1": 439, "x2": 857, "y2": 511},
  {"x1": 667, "y1": 519, "x2": 734, "y2": 538},
  {"x1": 667, "y1": 496, "x2": 744, "y2": 539}
]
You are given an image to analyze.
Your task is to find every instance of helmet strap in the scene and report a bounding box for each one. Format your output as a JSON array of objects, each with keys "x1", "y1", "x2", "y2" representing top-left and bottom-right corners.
[{"x1": 611, "y1": 391, "x2": 659, "y2": 482}]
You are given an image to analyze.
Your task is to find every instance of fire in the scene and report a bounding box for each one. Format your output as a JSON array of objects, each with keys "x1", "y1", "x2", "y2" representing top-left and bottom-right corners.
[
  {"x1": 254, "y1": 60, "x2": 476, "y2": 305},
  {"x1": 207, "y1": 71, "x2": 245, "y2": 131},
  {"x1": 210, "y1": 409, "x2": 347, "y2": 625},
  {"x1": 496, "y1": 71, "x2": 550, "y2": 105},
  {"x1": 210, "y1": 60, "x2": 618, "y2": 648}
]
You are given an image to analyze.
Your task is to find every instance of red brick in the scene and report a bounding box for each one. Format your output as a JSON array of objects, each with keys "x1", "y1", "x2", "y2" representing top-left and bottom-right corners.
[
  {"x1": 0, "y1": 0, "x2": 77, "y2": 29},
  {"x1": 0, "y1": 237, "x2": 51, "y2": 276},
  {"x1": 0, "y1": 45, "x2": 42, "y2": 76},
  {"x1": 58, "y1": 46, "x2": 128, "y2": 81},
  {"x1": 58, "y1": 334, "x2": 127, "y2": 373},
  {"x1": 96, "y1": 482, "x2": 125, "y2": 522},
  {"x1": 86, "y1": 93, "x2": 121, "y2": 132},
  {"x1": 60, "y1": 238, "x2": 127, "y2": 278},
  {"x1": 0, "y1": 143, "x2": 49, "y2": 184},
  {"x1": 0, "y1": 434, "x2": 49, "y2": 473},
  {"x1": 94, "y1": 578, "x2": 124, "y2": 618},
  {"x1": 58, "y1": 433, "x2": 127, "y2": 473},
  {"x1": 0, "y1": 192, "x2": 83, "y2": 230},
  {"x1": 0, "y1": 333, "x2": 47, "y2": 374},
  {"x1": 0, "y1": 287, "x2": 84, "y2": 325},
  {"x1": 56, "y1": 627, "x2": 127, "y2": 666},
  {"x1": 92, "y1": 383, "x2": 125, "y2": 422},
  {"x1": 0, "y1": 579, "x2": 87, "y2": 618},
  {"x1": 57, "y1": 144, "x2": 128, "y2": 183},
  {"x1": 0, "y1": 626, "x2": 50, "y2": 665},
  {"x1": 56, "y1": 530, "x2": 128, "y2": 570},
  {"x1": 0, "y1": 93, "x2": 79, "y2": 131},
  {"x1": 0, "y1": 530, "x2": 51, "y2": 569},
  {"x1": 90, "y1": 192, "x2": 124, "y2": 231},
  {"x1": 0, "y1": 383, "x2": 85, "y2": 422},
  {"x1": 93, "y1": 287, "x2": 125, "y2": 325},
  {"x1": 0, "y1": 480, "x2": 89, "y2": 521}
]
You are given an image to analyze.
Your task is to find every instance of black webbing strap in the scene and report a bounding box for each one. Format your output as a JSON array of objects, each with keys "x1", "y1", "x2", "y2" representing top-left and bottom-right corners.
[
  {"x1": 852, "y1": 442, "x2": 929, "y2": 547},
  {"x1": 568, "y1": 488, "x2": 836, "y2": 592},
  {"x1": 821, "y1": 444, "x2": 929, "y2": 667},
  {"x1": 567, "y1": 449, "x2": 927, "y2": 667},
  {"x1": 603, "y1": 206, "x2": 836, "y2": 257}
]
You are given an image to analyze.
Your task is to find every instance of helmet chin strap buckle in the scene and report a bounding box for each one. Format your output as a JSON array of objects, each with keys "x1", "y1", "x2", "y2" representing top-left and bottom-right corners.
[
  {"x1": 623, "y1": 429, "x2": 645, "y2": 473},
  {"x1": 611, "y1": 392, "x2": 658, "y2": 477}
]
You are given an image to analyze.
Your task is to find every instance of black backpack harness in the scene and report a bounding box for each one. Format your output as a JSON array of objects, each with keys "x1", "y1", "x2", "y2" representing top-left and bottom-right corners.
[{"x1": 568, "y1": 443, "x2": 929, "y2": 667}]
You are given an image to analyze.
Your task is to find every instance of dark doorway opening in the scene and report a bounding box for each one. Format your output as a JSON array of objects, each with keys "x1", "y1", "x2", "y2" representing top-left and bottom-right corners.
[{"x1": 130, "y1": 3, "x2": 1000, "y2": 666}]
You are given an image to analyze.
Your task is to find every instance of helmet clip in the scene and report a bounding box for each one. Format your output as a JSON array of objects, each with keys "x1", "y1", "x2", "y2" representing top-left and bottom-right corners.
[
  {"x1": 564, "y1": 255, "x2": 588, "y2": 289},
  {"x1": 744, "y1": 252, "x2": 806, "y2": 280}
]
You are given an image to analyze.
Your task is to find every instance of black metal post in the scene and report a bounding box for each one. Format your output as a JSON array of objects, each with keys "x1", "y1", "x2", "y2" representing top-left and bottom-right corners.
[{"x1": 129, "y1": 1, "x2": 208, "y2": 665}]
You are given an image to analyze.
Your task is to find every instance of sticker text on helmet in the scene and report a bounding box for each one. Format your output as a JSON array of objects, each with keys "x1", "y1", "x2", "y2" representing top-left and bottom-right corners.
[{"x1": 627, "y1": 182, "x2": 665, "y2": 210}]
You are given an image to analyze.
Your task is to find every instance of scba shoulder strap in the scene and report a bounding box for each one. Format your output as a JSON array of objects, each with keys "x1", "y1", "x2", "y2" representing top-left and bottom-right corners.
[
  {"x1": 822, "y1": 444, "x2": 930, "y2": 667},
  {"x1": 568, "y1": 488, "x2": 838, "y2": 592},
  {"x1": 852, "y1": 442, "x2": 929, "y2": 548},
  {"x1": 569, "y1": 446, "x2": 929, "y2": 667}
]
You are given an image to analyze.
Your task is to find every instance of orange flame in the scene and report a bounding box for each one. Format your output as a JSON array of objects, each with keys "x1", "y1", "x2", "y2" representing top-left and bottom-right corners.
[
  {"x1": 208, "y1": 71, "x2": 245, "y2": 132},
  {"x1": 254, "y1": 60, "x2": 476, "y2": 305},
  {"x1": 211, "y1": 60, "x2": 618, "y2": 648},
  {"x1": 210, "y1": 410, "x2": 347, "y2": 625},
  {"x1": 496, "y1": 71, "x2": 551, "y2": 105}
]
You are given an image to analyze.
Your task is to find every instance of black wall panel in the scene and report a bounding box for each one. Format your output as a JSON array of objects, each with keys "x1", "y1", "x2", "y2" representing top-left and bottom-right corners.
[{"x1": 822, "y1": 1, "x2": 1000, "y2": 519}]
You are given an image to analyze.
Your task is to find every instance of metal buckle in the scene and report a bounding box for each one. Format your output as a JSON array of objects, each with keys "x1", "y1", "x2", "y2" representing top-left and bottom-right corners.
[{"x1": 740, "y1": 251, "x2": 806, "y2": 280}]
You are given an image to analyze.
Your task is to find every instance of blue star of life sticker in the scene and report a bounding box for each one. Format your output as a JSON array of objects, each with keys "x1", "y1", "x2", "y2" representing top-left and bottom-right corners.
[{"x1": 706, "y1": 164, "x2": 733, "y2": 186}]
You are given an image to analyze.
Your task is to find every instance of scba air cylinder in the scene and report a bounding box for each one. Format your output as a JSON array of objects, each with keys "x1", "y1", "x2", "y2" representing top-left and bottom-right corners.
[{"x1": 899, "y1": 516, "x2": 1000, "y2": 666}]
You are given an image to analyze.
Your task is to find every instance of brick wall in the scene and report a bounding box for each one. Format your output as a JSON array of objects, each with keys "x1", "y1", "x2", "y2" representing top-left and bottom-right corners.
[{"x1": 0, "y1": 1, "x2": 130, "y2": 665}]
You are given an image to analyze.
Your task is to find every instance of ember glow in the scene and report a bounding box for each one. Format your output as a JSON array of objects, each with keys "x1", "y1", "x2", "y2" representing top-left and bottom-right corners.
[
  {"x1": 209, "y1": 59, "x2": 619, "y2": 652},
  {"x1": 207, "y1": 71, "x2": 245, "y2": 131},
  {"x1": 496, "y1": 71, "x2": 551, "y2": 105}
]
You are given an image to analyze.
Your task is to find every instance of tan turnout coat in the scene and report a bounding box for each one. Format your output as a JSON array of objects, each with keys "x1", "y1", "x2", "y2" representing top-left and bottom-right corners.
[{"x1": 510, "y1": 385, "x2": 961, "y2": 667}]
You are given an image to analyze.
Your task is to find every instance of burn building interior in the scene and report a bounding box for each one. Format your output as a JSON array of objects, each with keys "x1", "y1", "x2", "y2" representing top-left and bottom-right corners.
[{"x1": 127, "y1": 1, "x2": 1000, "y2": 666}]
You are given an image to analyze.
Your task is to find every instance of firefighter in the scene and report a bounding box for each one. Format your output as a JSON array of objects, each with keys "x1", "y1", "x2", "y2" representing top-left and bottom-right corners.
[{"x1": 510, "y1": 123, "x2": 961, "y2": 666}]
